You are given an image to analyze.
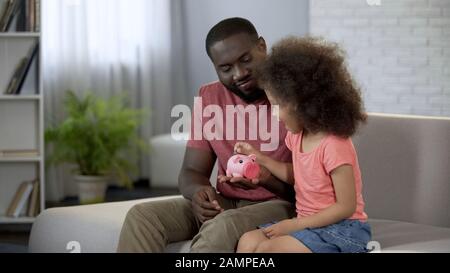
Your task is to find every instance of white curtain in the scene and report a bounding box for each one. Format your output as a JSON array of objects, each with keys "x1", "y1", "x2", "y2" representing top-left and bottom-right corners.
[{"x1": 43, "y1": 0, "x2": 189, "y2": 201}]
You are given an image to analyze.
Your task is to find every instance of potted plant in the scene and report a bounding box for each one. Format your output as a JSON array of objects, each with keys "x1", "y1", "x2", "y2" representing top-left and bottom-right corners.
[{"x1": 45, "y1": 91, "x2": 147, "y2": 204}]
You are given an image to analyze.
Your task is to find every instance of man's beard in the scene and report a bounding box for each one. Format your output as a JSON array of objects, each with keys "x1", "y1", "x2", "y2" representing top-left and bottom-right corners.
[{"x1": 224, "y1": 83, "x2": 266, "y2": 103}]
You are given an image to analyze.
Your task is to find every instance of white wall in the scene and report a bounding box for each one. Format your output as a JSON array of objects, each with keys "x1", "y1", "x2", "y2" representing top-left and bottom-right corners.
[
  {"x1": 182, "y1": 0, "x2": 310, "y2": 99},
  {"x1": 310, "y1": 0, "x2": 450, "y2": 117}
]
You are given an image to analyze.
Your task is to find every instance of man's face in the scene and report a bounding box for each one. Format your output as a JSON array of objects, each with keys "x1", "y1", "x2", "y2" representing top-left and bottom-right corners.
[{"x1": 209, "y1": 33, "x2": 267, "y2": 102}]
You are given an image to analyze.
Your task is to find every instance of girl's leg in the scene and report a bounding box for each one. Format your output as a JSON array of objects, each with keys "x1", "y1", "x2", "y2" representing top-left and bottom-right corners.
[
  {"x1": 236, "y1": 229, "x2": 269, "y2": 253},
  {"x1": 255, "y1": 235, "x2": 312, "y2": 253}
]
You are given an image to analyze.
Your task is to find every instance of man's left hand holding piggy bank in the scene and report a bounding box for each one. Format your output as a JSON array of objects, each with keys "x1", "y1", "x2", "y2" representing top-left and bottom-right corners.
[{"x1": 218, "y1": 142, "x2": 272, "y2": 189}]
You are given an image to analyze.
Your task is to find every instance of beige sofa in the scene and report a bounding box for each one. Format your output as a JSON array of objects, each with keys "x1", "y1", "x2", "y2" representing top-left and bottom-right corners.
[{"x1": 28, "y1": 113, "x2": 450, "y2": 253}]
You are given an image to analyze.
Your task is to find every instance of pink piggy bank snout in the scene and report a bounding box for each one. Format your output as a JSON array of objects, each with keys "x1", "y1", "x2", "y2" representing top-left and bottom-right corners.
[{"x1": 243, "y1": 162, "x2": 260, "y2": 180}]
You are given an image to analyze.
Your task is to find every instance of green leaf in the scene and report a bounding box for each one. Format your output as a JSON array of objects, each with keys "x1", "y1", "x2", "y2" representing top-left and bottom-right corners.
[{"x1": 45, "y1": 90, "x2": 149, "y2": 188}]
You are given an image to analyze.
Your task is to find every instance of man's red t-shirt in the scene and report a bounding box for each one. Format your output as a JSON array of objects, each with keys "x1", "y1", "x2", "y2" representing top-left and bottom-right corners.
[{"x1": 187, "y1": 81, "x2": 292, "y2": 201}]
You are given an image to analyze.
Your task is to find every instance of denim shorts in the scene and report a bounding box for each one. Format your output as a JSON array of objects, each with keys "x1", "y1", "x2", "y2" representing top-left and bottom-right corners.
[{"x1": 259, "y1": 219, "x2": 372, "y2": 253}]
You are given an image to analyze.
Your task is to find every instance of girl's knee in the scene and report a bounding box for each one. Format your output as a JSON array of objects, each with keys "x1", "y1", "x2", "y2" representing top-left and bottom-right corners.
[
  {"x1": 255, "y1": 240, "x2": 273, "y2": 253},
  {"x1": 236, "y1": 230, "x2": 261, "y2": 253},
  {"x1": 255, "y1": 237, "x2": 312, "y2": 253}
]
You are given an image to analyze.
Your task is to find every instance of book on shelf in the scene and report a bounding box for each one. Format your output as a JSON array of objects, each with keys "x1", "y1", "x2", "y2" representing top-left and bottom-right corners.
[
  {"x1": 21, "y1": 0, "x2": 38, "y2": 32},
  {"x1": 0, "y1": 0, "x2": 20, "y2": 32},
  {"x1": 0, "y1": 1, "x2": 10, "y2": 30},
  {"x1": 27, "y1": 179, "x2": 39, "y2": 217},
  {"x1": 5, "y1": 179, "x2": 38, "y2": 218},
  {"x1": 0, "y1": 0, "x2": 39, "y2": 32},
  {"x1": 0, "y1": 149, "x2": 39, "y2": 157},
  {"x1": 3, "y1": 40, "x2": 39, "y2": 95},
  {"x1": 33, "y1": 0, "x2": 39, "y2": 32},
  {"x1": 15, "y1": 0, "x2": 25, "y2": 31}
]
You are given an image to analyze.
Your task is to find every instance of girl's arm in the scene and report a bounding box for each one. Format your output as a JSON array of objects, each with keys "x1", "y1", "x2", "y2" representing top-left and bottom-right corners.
[
  {"x1": 264, "y1": 164, "x2": 358, "y2": 238},
  {"x1": 294, "y1": 164, "x2": 357, "y2": 229},
  {"x1": 258, "y1": 154, "x2": 295, "y2": 186},
  {"x1": 234, "y1": 142, "x2": 295, "y2": 185}
]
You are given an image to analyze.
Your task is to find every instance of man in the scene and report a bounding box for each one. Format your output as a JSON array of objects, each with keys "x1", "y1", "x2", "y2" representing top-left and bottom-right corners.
[{"x1": 117, "y1": 17, "x2": 295, "y2": 253}]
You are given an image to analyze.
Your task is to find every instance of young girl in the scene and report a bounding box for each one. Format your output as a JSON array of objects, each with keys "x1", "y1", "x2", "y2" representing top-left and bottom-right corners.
[{"x1": 234, "y1": 37, "x2": 371, "y2": 253}]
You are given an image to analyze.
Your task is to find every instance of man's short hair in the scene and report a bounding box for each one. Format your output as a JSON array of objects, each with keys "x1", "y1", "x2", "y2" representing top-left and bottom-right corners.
[{"x1": 205, "y1": 17, "x2": 259, "y2": 59}]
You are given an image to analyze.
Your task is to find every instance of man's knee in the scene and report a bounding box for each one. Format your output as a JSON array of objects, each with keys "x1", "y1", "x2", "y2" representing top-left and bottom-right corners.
[
  {"x1": 118, "y1": 203, "x2": 168, "y2": 253},
  {"x1": 203, "y1": 209, "x2": 245, "y2": 232},
  {"x1": 124, "y1": 197, "x2": 191, "y2": 228},
  {"x1": 125, "y1": 203, "x2": 148, "y2": 222},
  {"x1": 119, "y1": 197, "x2": 197, "y2": 253},
  {"x1": 191, "y1": 209, "x2": 247, "y2": 252},
  {"x1": 123, "y1": 203, "x2": 160, "y2": 228}
]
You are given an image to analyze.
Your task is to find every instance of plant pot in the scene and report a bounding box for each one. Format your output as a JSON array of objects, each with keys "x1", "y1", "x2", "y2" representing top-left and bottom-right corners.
[{"x1": 74, "y1": 175, "x2": 108, "y2": 204}]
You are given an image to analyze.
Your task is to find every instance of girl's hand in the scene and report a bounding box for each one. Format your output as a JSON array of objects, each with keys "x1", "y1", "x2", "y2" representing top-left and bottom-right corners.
[
  {"x1": 262, "y1": 219, "x2": 300, "y2": 239},
  {"x1": 234, "y1": 142, "x2": 261, "y2": 157}
]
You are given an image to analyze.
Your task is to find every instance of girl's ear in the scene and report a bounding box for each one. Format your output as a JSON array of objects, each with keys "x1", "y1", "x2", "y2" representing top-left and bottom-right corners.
[{"x1": 249, "y1": 154, "x2": 257, "y2": 161}]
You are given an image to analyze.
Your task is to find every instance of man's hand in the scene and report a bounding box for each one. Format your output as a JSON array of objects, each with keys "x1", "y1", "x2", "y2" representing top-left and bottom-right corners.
[
  {"x1": 191, "y1": 186, "x2": 224, "y2": 223},
  {"x1": 262, "y1": 219, "x2": 300, "y2": 239},
  {"x1": 218, "y1": 175, "x2": 259, "y2": 190},
  {"x1": 217, "y1": 165, "x2": 272, "y2": 190}
]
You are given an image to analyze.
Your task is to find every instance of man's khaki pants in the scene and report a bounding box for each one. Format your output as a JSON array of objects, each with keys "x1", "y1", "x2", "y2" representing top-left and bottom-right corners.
[{"x1": 117, "y1": 196, "x2": 295, "y2": 253}]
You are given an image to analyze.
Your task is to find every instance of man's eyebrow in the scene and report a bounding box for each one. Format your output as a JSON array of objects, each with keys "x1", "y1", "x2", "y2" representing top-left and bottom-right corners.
[
  {"x1": 218, "y1": 51, "x2": 251, "y2": 67},
  {"x1": 239, "y1": 52, "x2": 251, "y2": 59}
]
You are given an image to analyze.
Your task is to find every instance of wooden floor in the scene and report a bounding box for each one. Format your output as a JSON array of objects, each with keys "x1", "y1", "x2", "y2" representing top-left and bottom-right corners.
[
  {"x1": 0, "y1": 227, "x2": 30, "y2": 245},
  {"x1": 0, "y1": 224, "x2": 30, "y2": 253}
]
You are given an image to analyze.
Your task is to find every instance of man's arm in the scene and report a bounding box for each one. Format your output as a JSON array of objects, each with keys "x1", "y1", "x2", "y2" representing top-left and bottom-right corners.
[
  {"x1": 178, "y1": 147, "x2": 223, "y2": 223},
  {"x1": 178, "y1": 147, "x2": 216, "y2": 199}
]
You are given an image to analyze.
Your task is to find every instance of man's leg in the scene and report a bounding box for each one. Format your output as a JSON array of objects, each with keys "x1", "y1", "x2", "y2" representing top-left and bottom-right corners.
[
  {"x1": 190, "y1": 199, "x2": 295, "y2": 252},
  {"x1": 117, "y1": 197, "x2": 200, "y2": 253}
]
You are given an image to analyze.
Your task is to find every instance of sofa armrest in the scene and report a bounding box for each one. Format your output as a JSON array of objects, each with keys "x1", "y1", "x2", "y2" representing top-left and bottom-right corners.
[
  {"x1": 28, "y1": 196, "x2": 181, "y2": 253},
  {"x1": 150, "y1": 133, "x2": 218, "y2": 188}
]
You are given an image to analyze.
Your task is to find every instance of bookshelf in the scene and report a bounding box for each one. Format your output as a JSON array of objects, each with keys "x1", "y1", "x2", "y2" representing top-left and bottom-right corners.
[
  {"x1": 0, "y1": 32, "x2": 39, "y2": 38},
  {"x1": 0, "y1": 0, "x2": 43, "y2": 224}
]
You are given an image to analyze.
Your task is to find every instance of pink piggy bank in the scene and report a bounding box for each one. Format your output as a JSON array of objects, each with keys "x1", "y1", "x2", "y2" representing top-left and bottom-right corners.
[{"x1": 226, "y1": 154, "x2": 260, "y2": 180}]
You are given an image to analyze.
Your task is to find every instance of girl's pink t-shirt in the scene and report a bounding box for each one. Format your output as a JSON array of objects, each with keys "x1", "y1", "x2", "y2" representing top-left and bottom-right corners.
[{"x1": 286, "y1": 131, "x2": 368, "y2": 221}]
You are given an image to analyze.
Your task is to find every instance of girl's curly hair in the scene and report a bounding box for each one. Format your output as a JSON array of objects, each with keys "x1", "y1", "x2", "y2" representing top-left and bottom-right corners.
[{"x1": 258, "y1": 36, "x2": 367, "y2": 138}]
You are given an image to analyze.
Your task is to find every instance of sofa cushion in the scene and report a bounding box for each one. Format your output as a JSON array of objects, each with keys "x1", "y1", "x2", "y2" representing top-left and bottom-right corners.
[
  {"x1": 369, "y1": 219, "x2": 450, "y2": 253},
  {"x1": 163, "y1": 220, "x2": 450, "y2": 253},
  {"x1": 29, "y1": 196, "x2": 450, "y2": 253}
]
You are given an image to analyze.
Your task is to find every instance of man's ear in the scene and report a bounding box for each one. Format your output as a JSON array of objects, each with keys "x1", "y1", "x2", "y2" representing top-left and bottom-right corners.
[{"x1": 257, "y1": 37, "x2": 267, "y2": 52}]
